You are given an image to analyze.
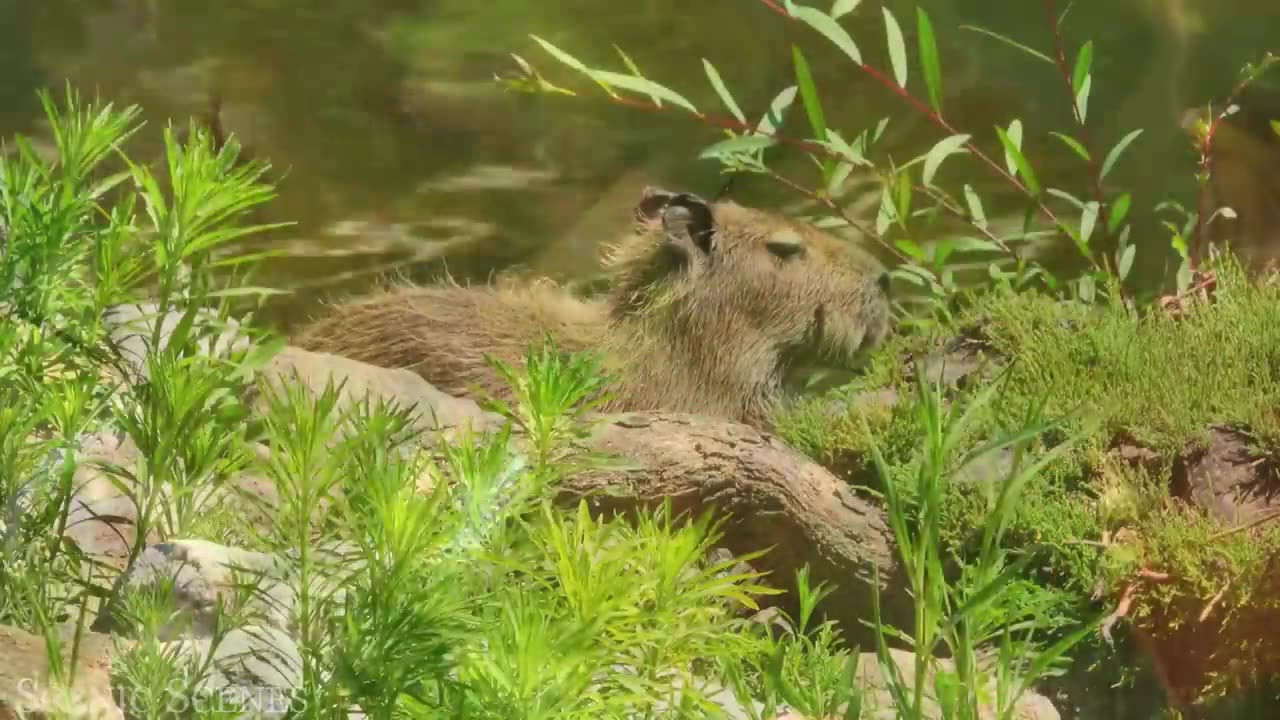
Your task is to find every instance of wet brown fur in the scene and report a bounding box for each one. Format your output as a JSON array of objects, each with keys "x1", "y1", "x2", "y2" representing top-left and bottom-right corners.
[{"x1": 292, "y1": 191, "x2": 892, "y2": 428}]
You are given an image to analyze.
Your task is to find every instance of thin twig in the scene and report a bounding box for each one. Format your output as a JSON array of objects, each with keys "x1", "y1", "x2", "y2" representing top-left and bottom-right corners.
[
  {"x1": 1209, "y1": 509, "x2": 1280, "y2": 540},
  {"x1": 756, "y1": 0, "x2": 1066, "y2": 236},
  {"x1": 1044, "y1": 0, "x2": 1115, "y2": 277}
]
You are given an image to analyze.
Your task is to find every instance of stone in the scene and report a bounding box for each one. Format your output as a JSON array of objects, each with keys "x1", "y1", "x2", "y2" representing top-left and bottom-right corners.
[
  {"x1": 853, "y1": 648, "x2": 1061, "y2": 720},
  {"x1": 0, "y1": 623, "x2": 123, "y2": 720},
  {"x1": 166, "y1": 625, "x2": 301, "y2": 719},
  {"x1": 92, "y1": 540, "x2": 292, "y2": 640},
  {"x1": 102, "y1": 303, "x2": 251, "y2": 384},
  {"x1": 1172, "y1": 425, "x2": 1280, "y2": 525},
  {"x1": 253, "y1": 346, "x2": 500, "y2": 444}
]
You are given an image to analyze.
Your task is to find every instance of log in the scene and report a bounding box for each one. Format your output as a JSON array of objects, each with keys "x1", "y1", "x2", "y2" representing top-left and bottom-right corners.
[{"x1": 562, "y1": 411, "x2": 910, "y2": 646}]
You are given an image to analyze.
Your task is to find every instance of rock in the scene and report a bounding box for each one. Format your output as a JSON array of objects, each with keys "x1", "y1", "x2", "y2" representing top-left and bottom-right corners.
[
  {"x1": 92, "y1": 540, "x2": 292, "y2": 640},
  {"x1": 854, "y1": 648, "x2": 1061, "y2": 720},
  {"x1": 910, "y1": 334, "x2": 1000, "y2": 391},
  {"x1": 102, "y1": 303, "x2": 250, "y2": 383},
  {"x1": 167, "y1": 625, "x2": 301, "y2": 719},
  {"x1": 64, "y1": 431, "x2": 155, "y2": 564},
  {"x1": 1171, "y1": 425, "x2": 1280, "y2": 525},
  {"x1": 0, "y1": 623, "x2": 124, "y2": 720},
  {"x1": 253, "y1": 346, "x2": 500, "y2": 443}
]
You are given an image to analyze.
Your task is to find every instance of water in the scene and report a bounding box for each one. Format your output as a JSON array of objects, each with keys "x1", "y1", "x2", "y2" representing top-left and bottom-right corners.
[{"x1": 2, "y1": 0, "x2": 1279, "y2": 327}]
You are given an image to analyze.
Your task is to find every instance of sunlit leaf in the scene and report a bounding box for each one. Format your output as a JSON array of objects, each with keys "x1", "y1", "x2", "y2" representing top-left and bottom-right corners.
[
  {"x1": 1117, "y1": 244, "x2": 1136, "y2": 280},
  {"x1": 1049, "y1": 132, "x2": 1091, "y2": 162},
  {"x1": 922, "y1": 133, "x2": 971, "y2": 186},
  {"x1": 917, "y1": 8, "x2": 943, "y2": 114},
  {"x1": 874, "y1": 116, "x2": 891, "y2": 143},
  {"x1": 831, "y1": 0, "x2": 861, "y2": 20},
  {"x1": 996, "y1": 123, "x2": 1040, "y2": 195},
  {"x1": 1100, "y1": 129, "x2": 1144, "y2": 180},
  {"x1": 699, "y1": 134, "x2": 777, "y2": 159},
  {"x1": 951, "y1": 236, "x2": 1001, "y2": 253},
  {"x1": 1002, "y1": 119, "x2": 1023, "y2": 175},
  {"x1": 882, "y1": 8, "x2": 909, "y2": 88},
  {"x1": 787, "y1": 1, "x2": 864, "y2": 66},
  {"x1": 1072, "y1": 41, "x2": 1093, "y2": 96},
  {"x1": 959, "y1": 25, "x2": 1055, "y2": 66},
  {"x1": 1080, "y1": 200, "x2": 1100, "y2": 244},
  {"x1": 1272, "y1": 119, "x2": 1280, "y2": 137},
  {"x1": 964, "y1": 184, "x2": 988, "y2": 232},
  {"x1": 615, "y1": 45, "x2": 660, "y2": 107},
  {"x1": 826, "y1": 160, "x2": 855, "y2": 195},
  {"x1": 530, "y1": 35, "x2": 595, "y2": 77},
  {"x1": 1047, "y1": 187, "x2": 1085, "y2": 209},
  {"x1": 590, "y1": 70, "x2": 700, "y2": 114},
  {"x1": 702, "y1": 59, "x2": 746, "y2": 124},
  {"x1": 1075, "y1": 74, "x2": 1092, "y2": 125},
  {"x1": 757, "y1": 86, "x2": 799, "y2": 136}
]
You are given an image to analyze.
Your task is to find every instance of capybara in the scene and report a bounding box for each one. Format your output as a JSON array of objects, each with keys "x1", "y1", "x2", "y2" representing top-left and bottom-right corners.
[{"x1": 292, "y1": 187, "x2": 893, "y2": 428}]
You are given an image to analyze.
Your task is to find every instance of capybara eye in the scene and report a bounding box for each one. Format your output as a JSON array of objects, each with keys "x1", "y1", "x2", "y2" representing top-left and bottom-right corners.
[{"x1": 765, "y1": 236, "x2": 805, "y2": 260}]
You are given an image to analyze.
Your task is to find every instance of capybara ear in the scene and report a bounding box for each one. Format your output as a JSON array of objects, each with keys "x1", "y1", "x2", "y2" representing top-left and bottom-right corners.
[
  {"x1": 635, "y1": 186, "x2": 679, "y2": 221},
  {"x1": 877, "y1": 270, "x2": 892, "y2": 295},
  {"x1": 663, "y1": 192, "x2": 716, "y2": 255}
]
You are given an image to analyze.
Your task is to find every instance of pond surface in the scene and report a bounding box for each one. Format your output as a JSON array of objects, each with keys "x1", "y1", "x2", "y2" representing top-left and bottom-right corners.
[{"x1": 3, "y1": 0, "x2": 1279, "y2": 325}]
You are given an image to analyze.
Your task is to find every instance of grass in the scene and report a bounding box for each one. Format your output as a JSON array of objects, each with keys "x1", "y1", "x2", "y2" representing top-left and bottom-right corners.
[{"x1": 773, "y1": 258, "x2": 1280, "y2": 707}]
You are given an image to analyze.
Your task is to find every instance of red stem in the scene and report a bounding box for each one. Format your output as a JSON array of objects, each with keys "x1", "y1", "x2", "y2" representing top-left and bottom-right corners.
[
  {"x1": 757, "y1": 0, "x2": 1064, "y2": 235},
  {"x1": 1044, "y1": 0, "x2": 1114, "y2": 275}
]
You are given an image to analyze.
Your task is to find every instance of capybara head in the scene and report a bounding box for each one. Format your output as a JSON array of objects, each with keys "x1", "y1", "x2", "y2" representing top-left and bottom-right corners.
[{"x1": 602, "y1": 187, "x2": 893, "y2": 386}]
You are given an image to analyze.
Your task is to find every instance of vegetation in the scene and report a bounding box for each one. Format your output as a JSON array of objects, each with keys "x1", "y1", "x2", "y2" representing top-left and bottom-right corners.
[
  {"x1": 496, "y1": 0, "x2": 1280, "y2": 713},
  {"x1": 4, "y1": 0, "x2": 1280, "y2": 716},
  {"x1": 2, "y1": 89, "x2": 1096, "y2": 718}
]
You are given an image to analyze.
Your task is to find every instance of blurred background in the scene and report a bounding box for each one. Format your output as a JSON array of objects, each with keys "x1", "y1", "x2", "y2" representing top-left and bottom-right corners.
[{"x1": 2, "y1": 0, "x2": 1278, "y2": 326}]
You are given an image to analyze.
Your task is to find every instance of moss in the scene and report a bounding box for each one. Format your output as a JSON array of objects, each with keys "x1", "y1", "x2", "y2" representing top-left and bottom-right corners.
[{"x1": 774, "y1": 256, "x2": 1280, "y2": 700}]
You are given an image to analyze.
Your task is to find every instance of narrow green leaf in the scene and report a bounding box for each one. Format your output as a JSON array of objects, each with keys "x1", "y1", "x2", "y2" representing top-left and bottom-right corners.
[
  {"x1": 959, "y1": 25, "x2": 1056, "y2": 66},
  {"x1": 922, "y1": 133, "x2": 971, "y2": 186},
  {"x1": 702, "y1": 59, "x2": 746, "y2": 124},
  {"x1": 882, "y1": 8, "x2": 909, "y2": 88},
  {"x1": 951, "y1": 236, "x2": 1001, "y2": 253},
  {"x1": 699, "y1": 134, "x2": 777, "y2": 159},
  {"x1": 895, "y1": 239, "x2": 926, "y2": 260},
  {"x1": 1117, "y1": 244, "x2": 1136, "y2": 280},
  {"x1": 873, "y1": 116, "x2": 891, "y2": 143},
  {"x1": 831, "y1": 0, "x2": 861, "y2": 20},
  {"x1": 1272, "y1": 119, "x2": 1280, "y2": 137},
  {"x1": 530, "y1": 35, "x2": 595, "y2": 77},
  {"x1": 827, "y1": 160, "x2": 855, "y2": 194},
  {"x1": 1047, "y1": 187, "x2": 1085, "y2": 209},
  {"x1": 875, "y1": 184, "x2": 897, "y2": 236},
  {"x1": 964, "y1": 184, "x2": 988, "y2": 231},
  {"x1": 788, "y1": 2, "x2": 864, "y2": 65},
  {"x1": 1109, "y1": 192, "x2": 1132, "y2": 233},
  {"x1": 590, "y1": 70, "x2": 699, "y2": 114},
  {"x1": 1075, "y1": 74, "x2": 1092, "y2": 125},
  {"x1": 1100, "y1": 129, "x2": 1144, "y2": 180},
  {"x1": 1002, "y1": 119, "x2": 1023, "y2": 175},
  {"x1": 995, "y1": 124, "x2": 1040, "y2": 195},
  {"x1": 1072, "y1": 41, "x2": 1094, "y2": 96},
  {"x1": 895, "y1": 171, "x2": 912, "y2": 223},
  {"x1": 1049, "y1": 131, "x2": 1091, "y2": 162},
  {"x1": 615, "y1": 46, "x2": 661, "y2": 107},
  {"x1": 792, "y1": 46, "x2": 828, "y2": 142},
  {"x1": 1080, "y1": 200, "x2": 1100, "y2": 244},
  {"x1": 757, "y1": 86, "x2": 799, "y2": 136},
  {"x1": 917, "y1": 7, "x2": 943, "y2": 114}
]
